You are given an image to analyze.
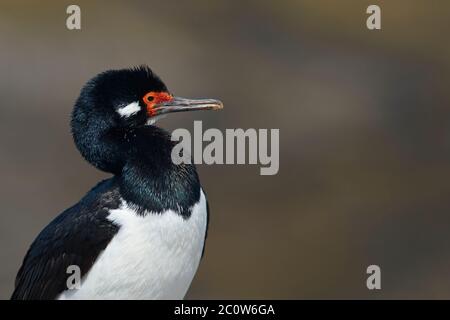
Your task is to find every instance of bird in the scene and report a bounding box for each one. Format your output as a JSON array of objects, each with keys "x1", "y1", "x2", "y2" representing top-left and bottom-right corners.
[{"x1": 11, "y1": 66, "x2": 223, "y2": 300}]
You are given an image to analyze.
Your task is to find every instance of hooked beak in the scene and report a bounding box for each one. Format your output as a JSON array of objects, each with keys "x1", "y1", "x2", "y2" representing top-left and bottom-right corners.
[{"x1": 152, "y1": 97, "x2": 223, "y2": 116}]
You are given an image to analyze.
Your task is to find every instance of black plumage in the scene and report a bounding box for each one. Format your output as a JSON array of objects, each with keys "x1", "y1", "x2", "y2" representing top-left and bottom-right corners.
[{"x1": 12, "y1": 179, "x2": 121, "y2": 299}]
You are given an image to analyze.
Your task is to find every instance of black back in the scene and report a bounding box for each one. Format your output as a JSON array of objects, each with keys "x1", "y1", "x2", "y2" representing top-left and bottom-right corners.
[{"x1": 11, "y1": 179, "x2": 121, "y2": 300}]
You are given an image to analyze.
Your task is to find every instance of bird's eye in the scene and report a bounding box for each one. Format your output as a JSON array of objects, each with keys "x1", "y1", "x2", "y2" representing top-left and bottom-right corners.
[{"x1": 146, "y1": 96, "x2": 154, "y2": 102}]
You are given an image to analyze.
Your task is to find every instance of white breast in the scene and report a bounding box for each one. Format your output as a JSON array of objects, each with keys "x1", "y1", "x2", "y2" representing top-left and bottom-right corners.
[{"x1": 58, "y1": 189, "x2": 208, "y2": 300}]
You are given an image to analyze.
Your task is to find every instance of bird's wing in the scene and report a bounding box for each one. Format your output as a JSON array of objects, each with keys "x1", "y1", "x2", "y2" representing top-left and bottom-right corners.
[{"x1": 11, "y1": 179, "x2": 120, "y2": 300}]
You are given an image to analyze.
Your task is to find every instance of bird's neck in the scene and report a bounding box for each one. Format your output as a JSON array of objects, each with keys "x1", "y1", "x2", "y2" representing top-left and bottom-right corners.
[
  {"x1": 120, "y1": 126, "x2": 201, "y2": 217},
  {"x1": 76, "y1": 125, "x2": 201, "y2": 218}
]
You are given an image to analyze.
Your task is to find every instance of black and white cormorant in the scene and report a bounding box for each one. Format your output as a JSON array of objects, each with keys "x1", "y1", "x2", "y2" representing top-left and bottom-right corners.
[{"x1": 11, "y1": 66, "x2": 223, "y2": 300}]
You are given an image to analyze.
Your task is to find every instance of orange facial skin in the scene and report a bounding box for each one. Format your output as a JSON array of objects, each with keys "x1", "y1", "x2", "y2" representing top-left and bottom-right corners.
[{"x1": 143, "y1": 91, "x2": 173, "y2": 117}]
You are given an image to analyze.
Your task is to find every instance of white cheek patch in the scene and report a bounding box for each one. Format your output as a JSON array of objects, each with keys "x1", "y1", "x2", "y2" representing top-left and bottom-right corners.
[{"x1": 118, "y1": 101, "x2": 141, "y2": 118}]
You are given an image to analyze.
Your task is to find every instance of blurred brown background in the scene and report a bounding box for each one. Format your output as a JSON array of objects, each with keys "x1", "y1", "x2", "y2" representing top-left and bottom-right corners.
[{"x1": 1, "y1": 0, "x2": 450, "y2": 299}]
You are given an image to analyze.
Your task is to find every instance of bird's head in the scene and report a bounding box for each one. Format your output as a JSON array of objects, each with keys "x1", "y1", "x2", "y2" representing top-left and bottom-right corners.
[
  {"x1": 73, "y1": 66, "x2": 222, "y2": 129},
  {"x1": 71, "y1": 66, "x2": 222, "y2": 173}
]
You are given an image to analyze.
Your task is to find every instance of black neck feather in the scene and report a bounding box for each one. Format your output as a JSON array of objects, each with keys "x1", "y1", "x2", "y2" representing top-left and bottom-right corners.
[{"x1": 73, "y1": 123, "x2": 200, "y2": 218}]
